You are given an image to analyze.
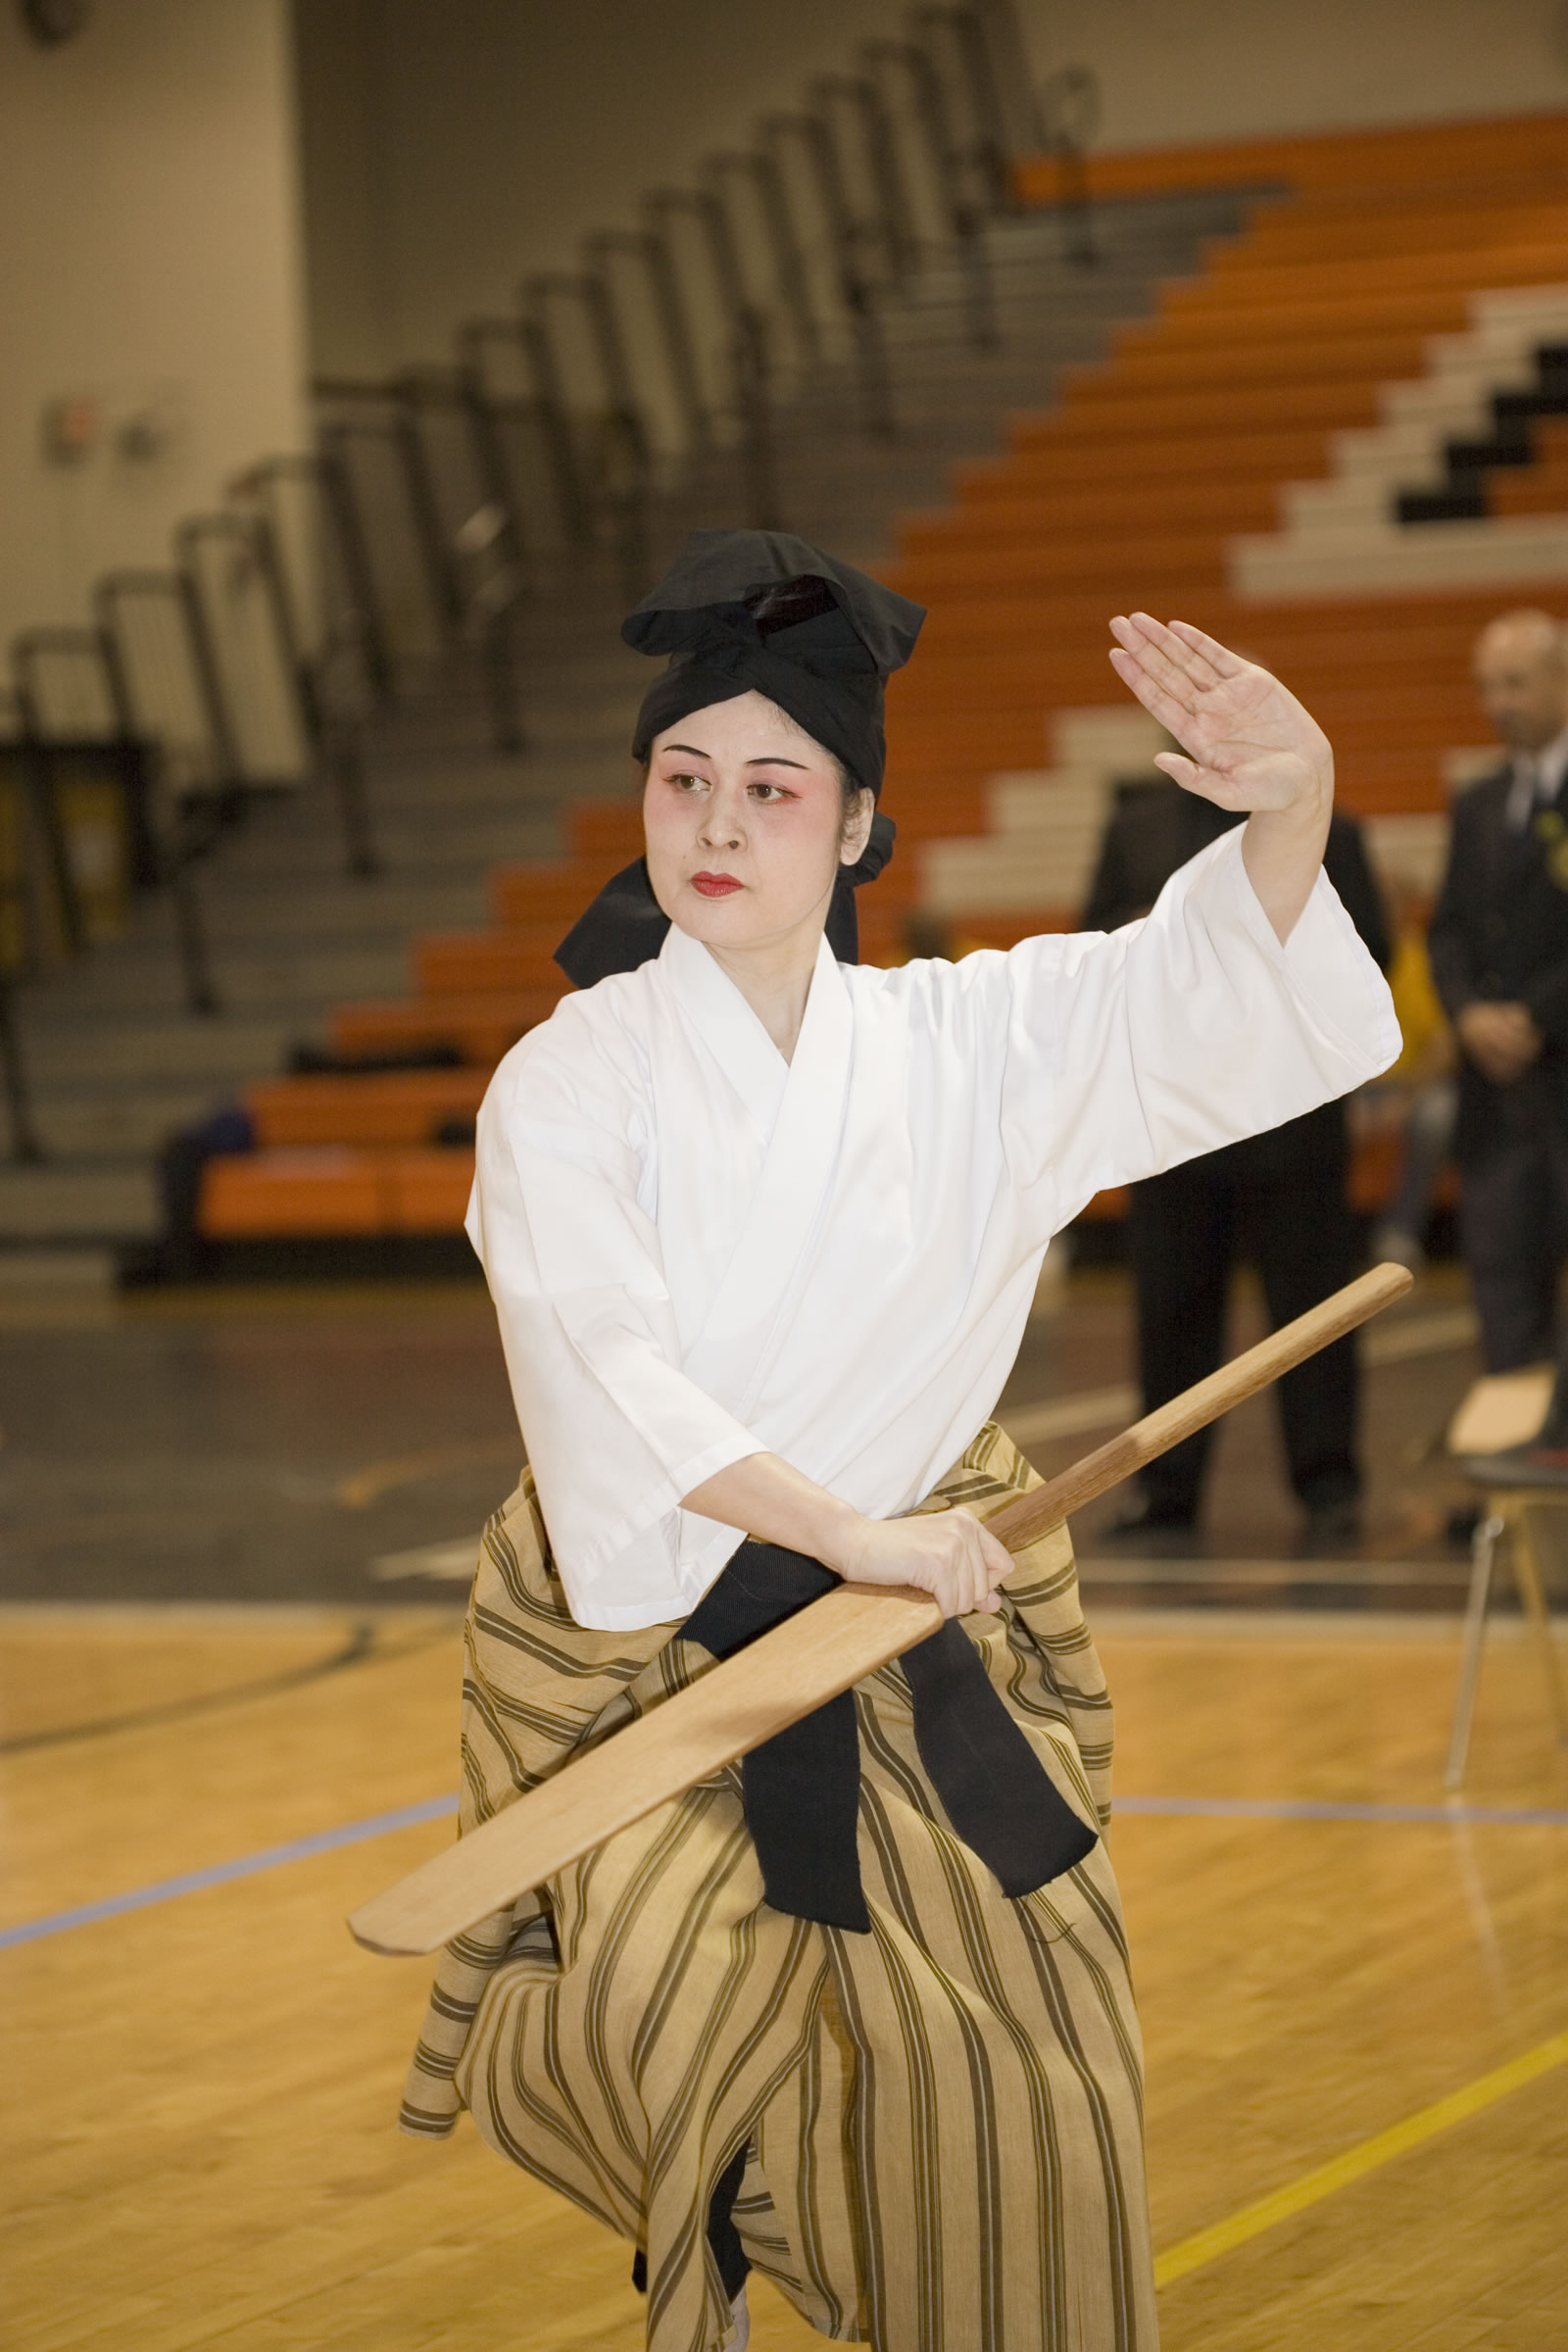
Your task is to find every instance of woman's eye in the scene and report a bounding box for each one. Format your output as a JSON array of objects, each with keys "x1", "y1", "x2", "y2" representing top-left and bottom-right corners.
[{"x1": 749, "y1": 781, "x2": 788, "y2": 803}]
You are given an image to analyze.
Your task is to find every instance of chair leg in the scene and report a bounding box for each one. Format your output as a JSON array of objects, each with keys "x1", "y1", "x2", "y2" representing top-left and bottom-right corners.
[
  {"x1": 1511, "y1": 1504, "x2": 1568, "y2": 1747},
  {"x1": 1446, "y1": 1507, "x2": 1502, "y2": 1791}
]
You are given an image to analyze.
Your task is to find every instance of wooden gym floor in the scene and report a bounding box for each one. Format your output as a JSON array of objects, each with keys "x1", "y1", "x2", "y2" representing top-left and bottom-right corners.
[
  {"x1": 4, "y1": 1611, "x2": 1564, "y2": 2350},
  {"x1": 2, "y1": 1267, "x2": 1566, "y2": 2346}
]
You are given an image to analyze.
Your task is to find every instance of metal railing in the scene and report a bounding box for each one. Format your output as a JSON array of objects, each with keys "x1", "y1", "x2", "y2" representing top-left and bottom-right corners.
[{"x1": 0, "y1": 0, "x2": 1067, "y2": 1149}]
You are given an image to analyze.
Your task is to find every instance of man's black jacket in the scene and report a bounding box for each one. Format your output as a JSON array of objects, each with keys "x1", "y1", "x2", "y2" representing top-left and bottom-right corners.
[
  {"x1": 1081, "y1": 778, "x2": 1391, "y2": 1177},
  {"x1": 1428, "y1": 763, "x2": 1568, "y2": 1154}
]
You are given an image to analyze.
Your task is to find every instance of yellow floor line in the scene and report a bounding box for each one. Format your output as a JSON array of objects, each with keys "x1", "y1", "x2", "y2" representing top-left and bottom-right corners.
[{"x1": 1154, "y1": 2024, "x2": 1568, "y2": 2288}]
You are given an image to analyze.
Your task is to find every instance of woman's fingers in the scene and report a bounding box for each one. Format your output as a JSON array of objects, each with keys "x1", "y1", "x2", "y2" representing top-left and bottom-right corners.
[
  {"x1": 1108, "y1": 617, "x2": 1201, "y2": 709},
  {"x1": 851, "y1": 1508, "x2": 1015, "y2": 1618},
  {"x1": 1166, "y1": 616, "x2": 1246, "y2": 679},
  {"x1": 1108, "y1": 648, "x2": 1195, "y2": 746},
  {"x1": 1113, "y1": 611, "x2": 1226, "y2": 695}
]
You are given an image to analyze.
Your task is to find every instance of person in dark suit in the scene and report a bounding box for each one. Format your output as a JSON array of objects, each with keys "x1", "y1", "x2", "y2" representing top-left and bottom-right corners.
[
  {"x1": 1083, "y1": 775, "x2": 1391, "y2": 1548},
  {"x1": 1428, "y1": 609, "x2": 1568, "y2": 1391}
]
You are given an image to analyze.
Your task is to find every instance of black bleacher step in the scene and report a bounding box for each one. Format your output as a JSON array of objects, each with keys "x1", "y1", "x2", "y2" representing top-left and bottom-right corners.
[{"x1": 1395, "y1": 339, "x2": 1568, "y2": 522}]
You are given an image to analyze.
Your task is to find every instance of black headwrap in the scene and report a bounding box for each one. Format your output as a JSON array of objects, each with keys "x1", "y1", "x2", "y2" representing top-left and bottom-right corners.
[{"x1": 555, "y1": 530, "x2": 925, "y2": 986}]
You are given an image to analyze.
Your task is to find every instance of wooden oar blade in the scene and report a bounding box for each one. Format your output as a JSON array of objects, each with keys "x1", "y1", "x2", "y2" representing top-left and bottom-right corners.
[
  {"x1": 347, "y1": 1584, "x2": 942, "y2": 1956},
  {"x1": 349, "y1": 1262, "x2": 1413, "y2": 1957}
]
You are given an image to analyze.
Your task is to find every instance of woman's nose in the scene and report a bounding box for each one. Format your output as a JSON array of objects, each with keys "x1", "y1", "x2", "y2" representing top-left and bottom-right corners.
[{"x1": 699, "y1": 800, "x2": 742, "y2": 848}]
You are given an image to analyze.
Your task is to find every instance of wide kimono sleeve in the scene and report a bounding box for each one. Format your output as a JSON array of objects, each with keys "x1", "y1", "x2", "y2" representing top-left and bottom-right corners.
[
  {"x1": 466, "y1": 1004, "x2": 767, "y2": 1629},
  {"x1": 991, "y1": 824, "x2": 1401, "y2": 1232}
]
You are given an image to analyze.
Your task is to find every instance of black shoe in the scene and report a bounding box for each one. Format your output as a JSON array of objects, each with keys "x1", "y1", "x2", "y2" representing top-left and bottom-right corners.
[
  {"x1": 1296, "y1": 1501, "x2": 1362, "y2": 1558},
  {"x1": 1100, "y1": 1500, "x2": 1201, "y2": 1557}
]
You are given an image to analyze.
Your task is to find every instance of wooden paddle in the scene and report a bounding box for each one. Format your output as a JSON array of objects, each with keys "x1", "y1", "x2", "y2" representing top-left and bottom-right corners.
[{"x1": 348, "y1": 1261, "x2": 1411, "y2": 1957}]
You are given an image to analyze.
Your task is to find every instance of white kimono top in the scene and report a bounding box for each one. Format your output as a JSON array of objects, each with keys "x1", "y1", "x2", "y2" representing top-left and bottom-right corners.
[{"x1": 468, "y1": 829, "x2": 1400, "y2": 1630}]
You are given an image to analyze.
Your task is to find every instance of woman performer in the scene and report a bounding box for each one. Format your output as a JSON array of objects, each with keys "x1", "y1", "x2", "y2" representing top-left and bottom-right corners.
[{"x1": 400, "y1": 530, "x2": 1398, "y2": 2352}]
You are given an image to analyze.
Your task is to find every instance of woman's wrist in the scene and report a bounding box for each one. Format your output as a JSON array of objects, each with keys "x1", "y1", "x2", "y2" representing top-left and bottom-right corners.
[{"x1": 682, "y1": 1452, "x2": 867, "y2": 1574}]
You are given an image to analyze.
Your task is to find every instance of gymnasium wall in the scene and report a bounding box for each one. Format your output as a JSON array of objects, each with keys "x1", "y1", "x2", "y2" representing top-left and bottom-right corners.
[
  {"x1": 0, "y1": 0, "x2": 308, "y2": 653},
  {"x1": 294, "y1": 0, "x2": 1568, "y2": 380}
]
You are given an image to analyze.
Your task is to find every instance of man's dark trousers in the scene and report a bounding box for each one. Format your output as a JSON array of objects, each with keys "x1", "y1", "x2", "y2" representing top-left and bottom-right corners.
[
  {"x1": 1457, "y1": 1070, "x2": 1568, "y2": 1371},
  {"x1": 1128, "y1": 1108, "x2": 1361, "y2": 1522}
]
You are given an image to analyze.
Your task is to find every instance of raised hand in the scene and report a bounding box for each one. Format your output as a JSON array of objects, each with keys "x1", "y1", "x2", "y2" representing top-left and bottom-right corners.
[
  {"x1": 1107, "y1": 612, "x2": 1333, "y2": 816},
  {"x1": 1107, "y1": 612, "x2": 1334, "y2": 942}
]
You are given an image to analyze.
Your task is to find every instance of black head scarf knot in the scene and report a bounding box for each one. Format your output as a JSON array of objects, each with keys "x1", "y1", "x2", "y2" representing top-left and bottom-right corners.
[{"x1": 555, "y1": 530, "x2": 924, "y2": 987}]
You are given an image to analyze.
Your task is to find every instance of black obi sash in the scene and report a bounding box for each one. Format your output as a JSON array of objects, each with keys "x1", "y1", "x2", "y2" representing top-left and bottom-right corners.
[{"x1": 680, "y1": 1540, "x2": 1099, "y2": 1934}]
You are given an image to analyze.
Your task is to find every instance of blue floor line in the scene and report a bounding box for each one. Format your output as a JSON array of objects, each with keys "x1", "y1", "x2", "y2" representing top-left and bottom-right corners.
[
  {"x1": 0, "y1": 1793, "x2": 459, "y2": 1951},
  {"x1": 4, "y1": 1788, "x2": 1565, "y2": 1953}
]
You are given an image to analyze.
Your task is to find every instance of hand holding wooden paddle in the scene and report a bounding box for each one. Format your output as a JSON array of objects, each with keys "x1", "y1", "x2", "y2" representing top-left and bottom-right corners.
[{"x1": 348, "y1": 1263, "x2": 1411, "y2": 1958}]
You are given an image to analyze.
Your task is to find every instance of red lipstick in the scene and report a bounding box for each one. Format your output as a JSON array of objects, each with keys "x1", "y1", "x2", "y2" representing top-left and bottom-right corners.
[{"x1": 691, "y1": 871, "x2": 743, "y2": 898}]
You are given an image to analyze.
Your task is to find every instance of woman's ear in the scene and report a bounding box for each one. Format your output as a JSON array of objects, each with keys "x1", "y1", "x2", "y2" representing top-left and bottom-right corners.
[{"x1": 840, "y1": 787, "x2": 875, "y2": 865}]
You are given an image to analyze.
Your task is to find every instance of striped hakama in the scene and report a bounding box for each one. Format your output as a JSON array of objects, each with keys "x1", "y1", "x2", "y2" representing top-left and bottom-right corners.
[{"x1": 401, "y1": 1423, "x2": 1154, "y2": 2352}]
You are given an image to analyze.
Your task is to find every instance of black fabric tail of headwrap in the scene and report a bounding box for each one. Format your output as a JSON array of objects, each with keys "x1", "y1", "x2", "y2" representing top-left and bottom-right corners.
[
  {"x1": 554, "y1": 810, "x2": 896, "y2": 988},
  {"x1": 681, "y1": 1541, "x2": 1100, "y2": 1935}
]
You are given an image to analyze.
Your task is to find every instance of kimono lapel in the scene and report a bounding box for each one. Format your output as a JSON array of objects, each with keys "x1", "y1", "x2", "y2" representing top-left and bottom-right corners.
[{"x1": 664, "y1": 928, "x2": 855, "y2": 1411}]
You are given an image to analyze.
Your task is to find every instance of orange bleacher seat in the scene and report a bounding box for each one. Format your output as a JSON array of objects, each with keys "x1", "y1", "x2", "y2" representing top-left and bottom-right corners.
[
  {"x1": 200, "y1": 1150, "x2": 386, "y2": 1239},
  {"x1": 490, "y1": 861, "x2": 622, "y2": 927},
  {"x1": 329, "y1": 987, "x2": 565, "y2": 1067},
  {"x1": 415, "y1": 934, "x2": 564, "y2": 997},
  {"x1": 1012, "y1": 113, "x2": 1568, "y2": 207},
  {"x1": 244, "y1": 1069, "x2": 487, "y2": 1149},
  {"x1": 384, "y1": 1147, "x2": 476, "y2": 1233},
  {"x1": 570, "y1": 803, "x2": 645, "y2": 861},
  {"x1": 199, "y1": 1145, "x2": 476, "y2": 1241}
]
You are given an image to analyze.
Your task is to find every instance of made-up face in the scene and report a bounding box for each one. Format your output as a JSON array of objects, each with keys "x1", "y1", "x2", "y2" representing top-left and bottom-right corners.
[{"x1": 643, "y1": 691, "x2": 873, "y2": 955}]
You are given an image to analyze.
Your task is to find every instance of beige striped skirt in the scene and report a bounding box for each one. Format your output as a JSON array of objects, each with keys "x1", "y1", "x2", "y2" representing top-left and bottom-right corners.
[{"x1": 401, "y1": 1425, "x2": 1155, "y2": 2352}]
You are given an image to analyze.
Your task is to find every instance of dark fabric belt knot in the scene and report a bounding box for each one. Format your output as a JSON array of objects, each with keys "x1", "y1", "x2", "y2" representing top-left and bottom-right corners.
[{"x1": 681, "y1": 1539, "x2": 1099, "y2": 1935}]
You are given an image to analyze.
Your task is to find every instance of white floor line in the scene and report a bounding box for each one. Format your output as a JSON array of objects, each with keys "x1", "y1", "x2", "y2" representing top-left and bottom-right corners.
[{"x1": 369, "y1": 1537, "x2": 482, "y2": 1581}]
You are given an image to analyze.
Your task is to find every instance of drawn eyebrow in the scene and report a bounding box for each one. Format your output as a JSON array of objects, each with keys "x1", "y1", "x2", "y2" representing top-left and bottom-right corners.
[{"x1": 662, "y1": 742, "x2": 809, "y2": 770}]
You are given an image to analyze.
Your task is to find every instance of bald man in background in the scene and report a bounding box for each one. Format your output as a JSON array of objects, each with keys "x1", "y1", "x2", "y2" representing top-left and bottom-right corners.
[{"x1": 1429, "y1": 610, "x2": 1568, "y2": 1393}]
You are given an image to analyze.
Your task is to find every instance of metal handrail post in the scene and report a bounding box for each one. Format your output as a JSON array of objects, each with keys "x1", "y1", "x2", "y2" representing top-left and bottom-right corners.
[
  {"x1": 646, "y1": 187, "x2": 779, "y2": 527},
  {"x1": 765, "y1": 111, "x2": 895, "y2": 440},
  {"x1": 811, "y1": 74, "x2": 919, "y2": 288},
  {"x1": 864, "y1": 35, "x2": 999, "y2": 348},
  {"x1": 706, "y1": 150, "x2": 820, "y2": 364},
  {"x1": 1038, "y1": 64, "x2": 1102, "y2": 268},
  {"x1": 184, "y1": 508, "x2": 379, "y2": 877},
  {"x1": 516, "y1": 283, "x2": 601, "y2": 546},
  {"x1": 574, "y1": 249, "x2": 659, "y2": 601},
  {"x1": 389, "y1": 377, "x2": 466, "y2": 630},
  {"x1": 612, "y1": 220, "x2": 713, "y2": 459},
  {"x1": 10, "y1": 625, "x2": 124, "y2": 955},
  {"x1": 238, "y1": 452, "x2": 396, "y2": 706},
  {"x1": 913, "y1": 5, "x2": 1011, "y2": 214},
  {"x1": 94, "y1": 568, "x2": 231, "y2": 1014},
  {"x1": 306, "y1": 435, "x2": 397, "y2": 701},
  {"x1": 0, "y1": 976, "x2": 42, "y2": 1164}
]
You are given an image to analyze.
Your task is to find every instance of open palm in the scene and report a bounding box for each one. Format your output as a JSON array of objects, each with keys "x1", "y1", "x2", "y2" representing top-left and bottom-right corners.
[{"x1": 1107, "y1": 612, "x2": 1332, "y2": 814}]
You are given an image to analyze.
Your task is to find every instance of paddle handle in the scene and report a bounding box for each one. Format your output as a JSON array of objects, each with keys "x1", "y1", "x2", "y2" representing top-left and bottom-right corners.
[{"x1": 986, "y1": 1259, "x2": 1412, "y2": 1553}]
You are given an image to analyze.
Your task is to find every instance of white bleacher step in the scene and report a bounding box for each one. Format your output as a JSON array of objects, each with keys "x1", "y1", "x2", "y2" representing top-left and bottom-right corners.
[
  {"x1": 1048, "y1": 710, "x2": 1167, "y2": 770},
  {"x1": 922, "y1": 713, "x2": 1166, "y2": 917},
  {"x1": 1234, "y1": 282, "x2": 1568, "y2": 593},
  {"x1": 1233, "y1": 513, "x2": 1568, "y2": 601},
  {"x1": 922, "y1": 837, "x2": 1102, "y2": 916}
]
